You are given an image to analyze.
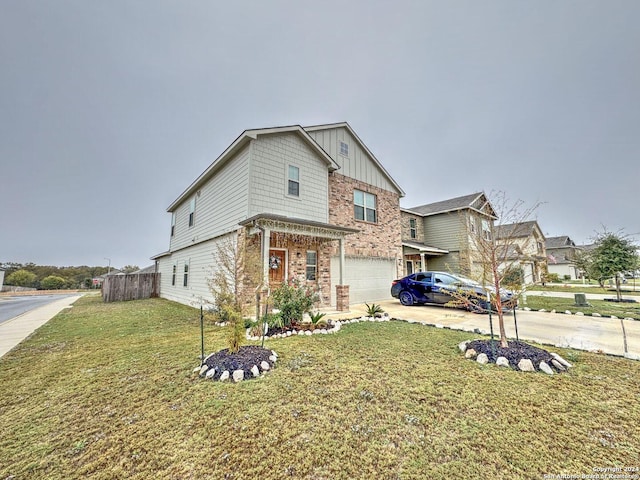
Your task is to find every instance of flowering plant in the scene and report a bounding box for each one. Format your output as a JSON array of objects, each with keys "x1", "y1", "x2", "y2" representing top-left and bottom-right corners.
[{"x1": 270, "y1": 276, "x2": 320, "y2": 326}]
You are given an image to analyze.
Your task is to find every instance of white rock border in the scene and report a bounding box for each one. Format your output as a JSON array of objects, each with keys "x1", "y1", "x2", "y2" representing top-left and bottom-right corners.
[{"x1": 193, "y1": 349, "x2": 278, "y2": 383}]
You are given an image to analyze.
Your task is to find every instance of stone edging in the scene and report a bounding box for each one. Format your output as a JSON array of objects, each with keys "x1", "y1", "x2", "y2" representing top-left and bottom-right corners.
[
  {"x1": 458, "y1": 340, "x2": 573, "y2": 375},
  {"x1": 245, "y1": 313, "x2": 392, "y2": 341},
  {"x1": 193, "y1": 350, "x2": 278, "y2": 383}
]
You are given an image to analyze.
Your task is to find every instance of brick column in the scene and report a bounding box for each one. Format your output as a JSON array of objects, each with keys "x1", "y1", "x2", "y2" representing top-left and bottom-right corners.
[{"x1": 336, "y1": 285, "x2": 350, "y2": 312}]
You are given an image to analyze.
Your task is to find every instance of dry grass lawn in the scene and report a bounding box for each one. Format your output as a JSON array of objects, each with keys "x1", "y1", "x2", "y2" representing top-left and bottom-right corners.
[{"x1": 1, "y1": 296, "x2": 639, "y2": 479}]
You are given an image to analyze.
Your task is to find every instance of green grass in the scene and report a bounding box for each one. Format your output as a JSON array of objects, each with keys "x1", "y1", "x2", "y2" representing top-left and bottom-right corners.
[
  {"x1": 528, "y1": 284, "x2": 640, "y2": 295},
  {"x1": 523, "y1": 296, "x2": 640, "y2": 320},
  {"x1": 1, "y1": 296, "x2": 639, "y2": 479}
]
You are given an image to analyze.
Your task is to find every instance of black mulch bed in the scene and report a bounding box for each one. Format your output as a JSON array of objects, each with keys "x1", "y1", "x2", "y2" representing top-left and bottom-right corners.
[
  {"x1": 467, "y1": 340, "x2": 556, "y2": 371},
  {"x1": 603, "y1": 298, "x2": 637, "y2": 303},
  {"x1": 203, "y1": 345, "x2": 275, "y2": 380}
]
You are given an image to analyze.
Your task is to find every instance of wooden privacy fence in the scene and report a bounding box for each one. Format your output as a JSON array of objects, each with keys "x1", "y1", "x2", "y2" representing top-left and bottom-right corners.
[{"x1": 102, "y1": 273, "x2": 160, "y2": 302}]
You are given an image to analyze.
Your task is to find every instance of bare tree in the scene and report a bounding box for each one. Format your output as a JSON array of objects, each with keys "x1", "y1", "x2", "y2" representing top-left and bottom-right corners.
[{"x1": 453, "y1": 191, "x2": 542, "y2": 347}]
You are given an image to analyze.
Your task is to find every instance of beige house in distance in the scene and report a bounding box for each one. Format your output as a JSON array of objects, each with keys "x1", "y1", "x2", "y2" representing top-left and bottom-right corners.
[
  {"x1": 545, "y1": 236, "x2": 581, "y2": 280},
  {"x1": 494, "y1": 221, "x2": 547, "y2": 284},
  {"x1": 400, "y1": 192, "x2": 498, "y2": 278},
  {"x1": 152, "y1": 122, "x2": 404, "y2": 311}
]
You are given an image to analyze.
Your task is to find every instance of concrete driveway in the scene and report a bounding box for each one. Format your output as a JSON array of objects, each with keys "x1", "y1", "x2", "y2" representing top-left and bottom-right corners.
[{"x1": 325, "y1": 300, "x2": 640, "y2": 359}]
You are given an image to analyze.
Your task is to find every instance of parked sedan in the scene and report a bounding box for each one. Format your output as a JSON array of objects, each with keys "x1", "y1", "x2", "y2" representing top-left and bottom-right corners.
[{"x1": 391, "y1": 271, "x2": 516, "y2": 312}]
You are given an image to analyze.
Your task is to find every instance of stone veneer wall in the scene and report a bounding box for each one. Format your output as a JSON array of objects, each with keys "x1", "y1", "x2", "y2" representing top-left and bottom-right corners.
[{"x1": 326, "y1": 172, "x2": 403, "y2": 274}]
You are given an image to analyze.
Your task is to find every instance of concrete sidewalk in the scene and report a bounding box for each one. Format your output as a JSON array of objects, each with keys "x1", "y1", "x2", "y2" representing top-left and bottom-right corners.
[
  {"x1": 325, "y1": 300, "x2": 640, "y2": 359},
  {"x1": 0, "y1": 294, "x2": 84, "y2": 358}
]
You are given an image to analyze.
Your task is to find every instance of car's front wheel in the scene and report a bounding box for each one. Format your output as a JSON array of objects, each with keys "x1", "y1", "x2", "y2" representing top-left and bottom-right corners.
[{"x1": 399, "y1": 291, "x2": 415, "y2": 306}]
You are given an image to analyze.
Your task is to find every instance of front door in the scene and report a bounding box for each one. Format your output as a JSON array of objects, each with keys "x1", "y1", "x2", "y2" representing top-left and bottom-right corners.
[{"x1": 268, "y1": 249, "x2": 286, "y2": 285}]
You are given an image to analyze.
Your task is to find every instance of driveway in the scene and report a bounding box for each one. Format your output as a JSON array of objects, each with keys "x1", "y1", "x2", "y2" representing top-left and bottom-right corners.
[{"x1": 325, "y1": 300, "x2": 640, "y2": 359}]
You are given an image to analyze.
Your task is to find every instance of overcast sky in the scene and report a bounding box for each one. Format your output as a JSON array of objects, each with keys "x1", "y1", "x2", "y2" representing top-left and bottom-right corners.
[{"x1": 1, "y1": 1, "x2": 638, "y2": 269}]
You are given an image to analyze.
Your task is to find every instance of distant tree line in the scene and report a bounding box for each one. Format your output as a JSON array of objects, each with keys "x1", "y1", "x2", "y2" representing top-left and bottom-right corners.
[{"x1": 1, "y1": 262, "x2": 139, "y2": 290}]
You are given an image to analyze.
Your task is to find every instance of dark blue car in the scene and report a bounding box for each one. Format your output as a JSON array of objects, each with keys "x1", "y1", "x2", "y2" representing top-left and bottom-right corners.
[{"x1": 391, "y1": 271, "x2": 515, "y2": 312}]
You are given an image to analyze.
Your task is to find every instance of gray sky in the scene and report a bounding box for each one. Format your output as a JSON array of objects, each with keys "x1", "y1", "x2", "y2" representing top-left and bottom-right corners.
[{"x1": 1, "y1": 0, "x2": 639, "y2": 269}]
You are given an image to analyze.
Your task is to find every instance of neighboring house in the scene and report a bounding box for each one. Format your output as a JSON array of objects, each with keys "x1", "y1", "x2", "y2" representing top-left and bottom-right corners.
[
  {"x1": 494, "y1": 221, "x2": 547, "y2": 284},
  {"x1": 401, "y1": 192, "x2": 497, "y2": 278},
  {"x1": 132, "y1": 265, "x2": 157, "y2": 275},
  {"x1": 545, "y1": 236, "x2": 581, "y2": 280},
  {"x1": 152, "y1": 122, "x2": 405, "y2": 311}
]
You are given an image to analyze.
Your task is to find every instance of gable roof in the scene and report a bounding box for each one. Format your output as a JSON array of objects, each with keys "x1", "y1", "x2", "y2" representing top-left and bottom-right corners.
[
  {"x1": 304, "y1": 122, "x2": 405, "y2": 197},
  {"x1": 494, "y1": 221, "x2": 544, "y2": 240},
  {"x1": 167, "y1": 125, "x2": 340, "y2": 212},
  {"x1": 545, "y1": 236, "x2": 576, "y2": 249},
  {"x1": 403, "y1": 192, "x2": 497, "y2": 218}
]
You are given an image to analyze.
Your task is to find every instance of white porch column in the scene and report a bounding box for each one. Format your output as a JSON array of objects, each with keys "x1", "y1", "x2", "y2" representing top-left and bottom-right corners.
[
  {"x1": 420, "y1": 253, "x2": 426, "y2": 272},
  {"x1": 262, "y1": 227, "x2": 271, "y2": 288},
  {"x1": 339, "y1": 237, "x2": 345, "y2": 285}
]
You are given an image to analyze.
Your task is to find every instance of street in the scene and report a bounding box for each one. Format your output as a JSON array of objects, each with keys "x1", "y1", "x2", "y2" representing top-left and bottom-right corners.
[{"x1": 0, "y1": 294, "x2": 75, "y2": 324}]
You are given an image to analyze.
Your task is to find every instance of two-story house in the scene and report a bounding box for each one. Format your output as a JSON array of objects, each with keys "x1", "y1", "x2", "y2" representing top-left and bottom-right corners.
[
  {"x1": 400, "y1": 192, "x2": 497, "y2": 278},
  {"x1": 545, "y1": 236, "x2": 581, "y2": 280},
  {"x1": 152, "y1": 123, "x2": 404, "y2": 311},
  {"x1": 494, "y1": 221, "x2": 547, "y2": 284}
]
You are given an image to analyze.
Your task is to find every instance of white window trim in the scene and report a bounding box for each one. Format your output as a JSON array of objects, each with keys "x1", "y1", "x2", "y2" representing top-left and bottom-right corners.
[
  {"x1": 339, "y1": 141, "x2": 349, "y2": 157},
  {"x1": 306, "y1": 250, "x2": 317, "y2": 281},
  {"x1": 354, "y1": 189, "x2": 377, "y2": 223},
  {"x1": 286, "y1": 165, "x2": 300, "y2": 199},
  {"x1": 188, "y1": 198, "x2": 196, "y2": 228}
]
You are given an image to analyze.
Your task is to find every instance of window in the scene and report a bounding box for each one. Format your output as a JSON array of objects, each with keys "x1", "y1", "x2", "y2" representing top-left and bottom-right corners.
[
  {"x1": 409, "y1": 218, "x2": 417, "y2": 239},
  {"x1": 469, "y1": 216, "x2": 476, "y2": 234},
  {"x1": 188, "y1": 198, "x2": 196, "y2": 227},
  {"x1": 171, "y1": 264, "x2": 176, "y2": 286},
  {"x1": 288, "y1": 165, "x2": 300, "y2": 197},
  {"x1": 171, "y1": 212, "x2": 176, "y2": 237},
  {"x1": 339, "y1": 141, "x2": 349, "y2": 156},
  {"x1": 183, "y1": 262, "x2": 189, "y2": 287},
  {"x1": 306, "y1": 251, "x2": 317, "y2": 281},
  {"x1": 537, "y1": 241, "x2": 544, "y2": 253},
  {"x1": 354, "y1": 190, "x2": 377, "y2": 223},
  {"x1": 481, "y1": 219, "x2": 491, "y2": 240}
]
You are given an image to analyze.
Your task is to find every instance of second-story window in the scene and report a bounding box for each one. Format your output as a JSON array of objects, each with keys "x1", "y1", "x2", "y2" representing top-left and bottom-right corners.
[
  {"x1": 354, "y1": 190, "x2": 377, "y2": 223},
  {"x1": 188, "y1": 198, "x2": 196, "y2": 227},
  {"x1": 171, "y1": 212, "x2": 176, "y2": 237},
  {"x1": 409, "y1": 218, "x2": 417, "y2": 239},
  {"x1": 339, "y1": 141, "x2": 349, "y2": 156},
  {"x1": 288, "y1": 165, "x2": 300, "y2": 197},
  {"x1": 469, "y1": 216, "x2": 476, "y2": 234},
  {"x1": 481, "y1": 219, "x2": 491, "y2": 240}
]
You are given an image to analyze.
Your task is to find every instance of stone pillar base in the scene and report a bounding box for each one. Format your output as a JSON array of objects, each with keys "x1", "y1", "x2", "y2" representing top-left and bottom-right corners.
[{"x1": 336, "y1": 285, "x2": 350, "y2": 312}]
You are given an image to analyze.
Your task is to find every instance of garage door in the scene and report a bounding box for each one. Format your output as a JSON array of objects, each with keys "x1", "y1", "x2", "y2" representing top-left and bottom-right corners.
[{"x1": 330, "y1": 256, "x2": 397, "y2": 306}]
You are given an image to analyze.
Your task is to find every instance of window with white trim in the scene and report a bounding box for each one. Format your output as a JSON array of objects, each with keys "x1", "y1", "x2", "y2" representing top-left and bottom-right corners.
[
  {"x1": 409, "y1": 218, "x2": 417, "y2": 239},
  {"x1": 469, "y1": 216, "x2": 476, "y2": 234},
  {"x1": 188, "y1": 198, "x2": 196, "y2": 227},
  {"x1": 339, "y1": 141, "x2": 349, "y2": 156},
  {"x1": 171, "y1": 212, "x2": 176, "y2": 237},
  {"x1": 481, "y1": 219, "x2": 491, "y2": 240},
  {"x1": 171, "y1": 264, "x2": 176, "y2": 286},
  {"x1": 288, "y1": 165, "x2": 300, "y2": 197},
  {"x1": 354, "y1": 190, "x2": 377, "y2": 223},
  {"x1": 306, "y1": 251, "x2": 317, "y2": 281}
]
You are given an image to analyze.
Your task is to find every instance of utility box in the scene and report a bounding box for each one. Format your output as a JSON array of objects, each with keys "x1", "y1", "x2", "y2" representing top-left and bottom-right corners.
[{"x1": 574, "y1": 293, "x2": 589, "y2": 307}]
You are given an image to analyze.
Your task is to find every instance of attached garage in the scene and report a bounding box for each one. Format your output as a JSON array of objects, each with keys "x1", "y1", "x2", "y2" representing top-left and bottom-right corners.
[{"x1": 330, "y1": 256, "x2": 397, "y2": 306}]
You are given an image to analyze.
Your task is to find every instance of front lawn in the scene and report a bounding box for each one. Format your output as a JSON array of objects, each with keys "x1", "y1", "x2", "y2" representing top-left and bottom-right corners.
[
  {"x1": 1, "y1": 296, "x2": 639, "y2": 479},
  {"x1": 527, "y1": 284, "x2": 640, "y2": 296},
  {"x1": 522, "y1": 296, "x2": 640, "y2": 320}
]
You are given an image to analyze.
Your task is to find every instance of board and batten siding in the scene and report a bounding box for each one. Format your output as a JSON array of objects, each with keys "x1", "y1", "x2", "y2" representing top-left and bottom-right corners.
[
  {"x1": 248, "y1": 133, "x2": 329, "y2": 223},
  {"x1": 169, "y1": 145, "x2": 250, "y2": 252},
  {"x1": 157, "y1": 234, "x2": 236, "y2": 307},
  {"x1": 307, "y1": 127, "x2": 396, "y2": 193}
]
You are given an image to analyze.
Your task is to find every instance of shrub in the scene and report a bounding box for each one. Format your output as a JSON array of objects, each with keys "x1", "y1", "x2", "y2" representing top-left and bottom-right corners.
[
  {"x1": 309, "y1": 312, "x2": 326, "y2": 324},
  {"x1": 40, "y1": 275, "x2": 67, "y2": 290},
  {"x1": 365, "y1": 303, "x2": 384, "y2": 317},
  {"x1": 270, "y1": 277, "x2": 319, "y2": 327},
  {"x1": 223, "y1": 306, "x2": 244, "y2": 354}
]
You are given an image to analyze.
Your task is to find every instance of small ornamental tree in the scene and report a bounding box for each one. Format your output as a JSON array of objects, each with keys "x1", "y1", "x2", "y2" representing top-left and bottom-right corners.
[{"x1": 586, "y1": 231, "x2": 639, "y2": 301}]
